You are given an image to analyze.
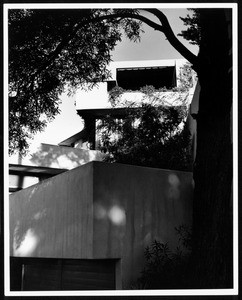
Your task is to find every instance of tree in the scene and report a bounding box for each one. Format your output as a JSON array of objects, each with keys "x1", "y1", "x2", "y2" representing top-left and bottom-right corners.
[
  {"x1": 96, "y1": 82, "x2": 193, "y2": 171},
  {"x1": 8, "y1": 9, "x2": 142, "y2": 155},
  {"x1": 178, "y1": 9, "x2": 201, "y2": 46},
  {"x1": 8, "y1": 8, "x2": 233, "y2": 288},
  {"x1": 176, "y1": 8, "x2": 233, "y2": 288},
  {"x1": 187, "y1": 9, "x2": 233, "y2": 288}
]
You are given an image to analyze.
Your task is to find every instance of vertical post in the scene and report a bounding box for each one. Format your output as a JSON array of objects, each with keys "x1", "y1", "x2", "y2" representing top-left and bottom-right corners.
[{"x1": 84, "y1": 116, "x2": 96, "y2": 150}]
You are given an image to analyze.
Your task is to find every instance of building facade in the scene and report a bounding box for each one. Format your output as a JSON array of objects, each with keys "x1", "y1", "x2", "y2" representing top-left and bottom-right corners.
[{"x1": 9, "y1": 59, "x2": 198, "y2": 291}]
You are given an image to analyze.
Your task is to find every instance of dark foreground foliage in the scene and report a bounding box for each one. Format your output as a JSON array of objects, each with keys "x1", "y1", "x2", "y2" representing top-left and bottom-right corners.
[
  {"x1": 130, "y1": 225, "x2": 192, "y2": 289},
  {"x1": 97, "y1": 85, "x2": 193, "y2": 172}
]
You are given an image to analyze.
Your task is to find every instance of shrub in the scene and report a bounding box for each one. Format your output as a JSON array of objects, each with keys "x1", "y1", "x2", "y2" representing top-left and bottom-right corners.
[{"x1": 130, "y1": 225, "x2": 192, "y2": 289}]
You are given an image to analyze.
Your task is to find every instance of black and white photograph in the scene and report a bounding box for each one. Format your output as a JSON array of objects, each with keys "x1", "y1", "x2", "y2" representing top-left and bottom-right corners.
[{"x1": 3, "y1": 2, "x2": 239, "y2": 297}]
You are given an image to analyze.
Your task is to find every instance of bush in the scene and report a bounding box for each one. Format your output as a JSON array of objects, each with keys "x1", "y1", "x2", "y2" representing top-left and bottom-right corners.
[
  {"x1": 130, "y1": 225, "x2": 192, "y2": 289},
  {"x1": 97, "y1": 93, "x2": 193, "y2": 171}
]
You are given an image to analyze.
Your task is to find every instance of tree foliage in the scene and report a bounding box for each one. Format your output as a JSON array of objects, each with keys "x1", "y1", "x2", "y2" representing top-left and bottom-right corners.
[
  {"x1": 97, "y1": 85, "x2": 193, "y2": 171},
  {"x1": 9, "y1": 8, "x2": 199, "y2": 155},
  {"x1": 8, "y1": 9, "x2": 143, "y2": 155},
  {"x1": 178, "y1": 9, "x2": 201, "y2": 45}
]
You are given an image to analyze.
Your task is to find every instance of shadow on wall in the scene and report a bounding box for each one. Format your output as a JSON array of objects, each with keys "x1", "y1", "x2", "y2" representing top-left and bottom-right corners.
[
  {"x1": 13, "y1": 216, "x2": 41, "y2": 257},
  {"x1": 11, "y1": 185, "x2": 128, "y2": 258},
  {"x1": 30, "y1": 143, "x2": 105, "y2": 170},
  {"x1": 12, "y1": 182, "x2": 54, "y2": 257},
  {"x1": 11, "y1": 182, "x2": 81, "y2": 258}
]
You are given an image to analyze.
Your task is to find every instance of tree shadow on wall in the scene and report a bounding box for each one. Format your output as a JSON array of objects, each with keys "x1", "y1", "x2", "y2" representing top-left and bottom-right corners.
[{"x1": 30, "y1": 143, "x2": 104, "y2": 169}]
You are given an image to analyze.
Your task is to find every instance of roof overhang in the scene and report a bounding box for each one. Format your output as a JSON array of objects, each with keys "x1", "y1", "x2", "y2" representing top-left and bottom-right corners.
[
  {"x1": 77, "y1": 107, "x2": 132, "y2": 119},
  {"x1": 9, "y1": 164, "x2": 67, "y2": 177},
  {"x1": 59, "y1": 107, "x2": 135, "y2": 146}
]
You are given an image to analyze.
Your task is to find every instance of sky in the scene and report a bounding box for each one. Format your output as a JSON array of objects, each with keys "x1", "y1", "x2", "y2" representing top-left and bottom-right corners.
[
  {"x1": 12, "y1": 8, "x2": 199, "y2": 154},
  {"x1": 111, "y1": 9, "x2": 198, "y2": 61}
]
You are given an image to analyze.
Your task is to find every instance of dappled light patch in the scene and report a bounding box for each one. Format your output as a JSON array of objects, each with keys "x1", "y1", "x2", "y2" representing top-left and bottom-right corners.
[
  {"x1": 168, "y1": 173, "x2": 181, "y2": 200},
  {"x1": 55, "y1": 154, "x2": 79, "y2": 169},
  {"x1": 168, "y1": 173, "x2": 180, "y2": 186},
  {"x1": 144, "y1": 232, "x2": 152, "y2": 245},
  {"x1": 88, "y1": 151, "x2": 100, "y2": 161},
  {"x1": 32, "y1": 209, "x2": 47, "y2": 221},
  {"x1": 28, "y1": 185, "x2": 40, "y2": 201},
  {"x1": 94, "y1": 202, "x2": 107, "y2": 220},
  {"x1": 11, "y1": 206, "x2": 49, "y2": 258},
  {"x1": 13, "y1": 228, "x2": 39, "y2": 257},
  {"x1": 30, "y1": 143, "x2": 104, "y2": 170},
  {"x1": 94, "y1": 202, "x2": 126, "y2": 226},
  {"x1": 108, "y1": 205, "x2": 126, "y2": 226}
]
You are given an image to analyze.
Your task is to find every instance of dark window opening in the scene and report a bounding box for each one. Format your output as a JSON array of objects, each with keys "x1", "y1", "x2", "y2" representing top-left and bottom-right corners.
[
  {"x1": 107, "y1": 80, "x2": 117, "y2": 92},
  {"x1": 116, "y1": 66, "x2": 176, "y2": 91}
]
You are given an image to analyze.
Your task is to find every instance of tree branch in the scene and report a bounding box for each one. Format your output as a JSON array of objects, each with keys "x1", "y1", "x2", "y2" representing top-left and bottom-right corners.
[
  {"x1": 97, "y1": 12, "x2": 164, "y2": 32},
  {"x1": 143, "y1": 9, "x2": 199, "y2": 70},
  {"x1": 28, "y1": 9, "x2": 199, "y2": 88},
  {"x1": 32, "y1": 22, "x2": 83, "y2": 78},
  {"x1": 28, "y1": 11, "x2": 164, "y2": 84}
]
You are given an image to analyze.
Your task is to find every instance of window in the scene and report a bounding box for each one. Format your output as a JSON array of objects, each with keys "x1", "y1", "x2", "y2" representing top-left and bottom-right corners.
[{"x1": 116, "y1": 66, "x2": 176, "y2": 90}]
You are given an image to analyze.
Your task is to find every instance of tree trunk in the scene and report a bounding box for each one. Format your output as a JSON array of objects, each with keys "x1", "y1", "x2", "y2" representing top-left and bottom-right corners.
[{"x1": 191, "y1": 9, "x2": 233, "y2": 288}]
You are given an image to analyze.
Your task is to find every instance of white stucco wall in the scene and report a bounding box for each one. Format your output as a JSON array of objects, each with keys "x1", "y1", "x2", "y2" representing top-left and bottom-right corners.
[
  {"x1": 75, "y1": 59, "x2": 196, "y2": 110},
  {"x1": 9, "y1": 143, "x2": 105, "y2": 170}
]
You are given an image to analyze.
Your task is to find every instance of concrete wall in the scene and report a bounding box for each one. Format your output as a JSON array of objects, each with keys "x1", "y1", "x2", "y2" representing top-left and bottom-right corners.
[
  {"x1": 92, "y1": 163, "x2": 193, "y2": 287},
  {"x1": 9, "y1": 143, "x2": 105, "y2": 170},
  {"x1": 9, "y1": 161, "x2": 193, "y2": 289},
  {"x1": 75, "y1": 59, "x2": 194, "y2": 110},
  {"x1": 10, "y1": 163, "x2": 94, "y2": 259},
  {"x1": 9, "y1": 143, "x2": 105, "y2": 191}
]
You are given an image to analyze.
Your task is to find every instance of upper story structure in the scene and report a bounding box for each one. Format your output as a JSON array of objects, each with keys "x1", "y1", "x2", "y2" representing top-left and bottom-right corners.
[
  {"x1": 60, "y1": 59, "x2": 198, "y2": 150},
  {"x1": 9, "y1": 59, "x2": 199, "y2": 192}
]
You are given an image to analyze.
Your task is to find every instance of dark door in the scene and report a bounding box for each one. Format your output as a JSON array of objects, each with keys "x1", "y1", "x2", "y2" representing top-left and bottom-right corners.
[
  {"x1": 10, "y1": 257, "x2": 116, "y2": 291},
  {"x1": 61, "y1": 259, "x2": 116, "y2": 290}
]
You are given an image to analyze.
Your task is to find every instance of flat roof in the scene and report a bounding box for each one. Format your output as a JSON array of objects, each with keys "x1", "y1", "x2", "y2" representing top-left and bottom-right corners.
[
  {"x1": 116, "y1": 65, "x2": 173, "y2": 71},
  {"x1": 77, "y1": 107, "x2": 133, "y2": 119},
  {"x1": 107, "y1": 59, "x2": 185, "y2": 80},
  {"x1": 109, "y1": 59, "x2": 179, "y2": 68},
  {"x1": 58, "y1": 131, "x2": 86, "y2": 147},
  {"x1": 9, "y1": 164, "x2": 67, "y2": 177}
]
